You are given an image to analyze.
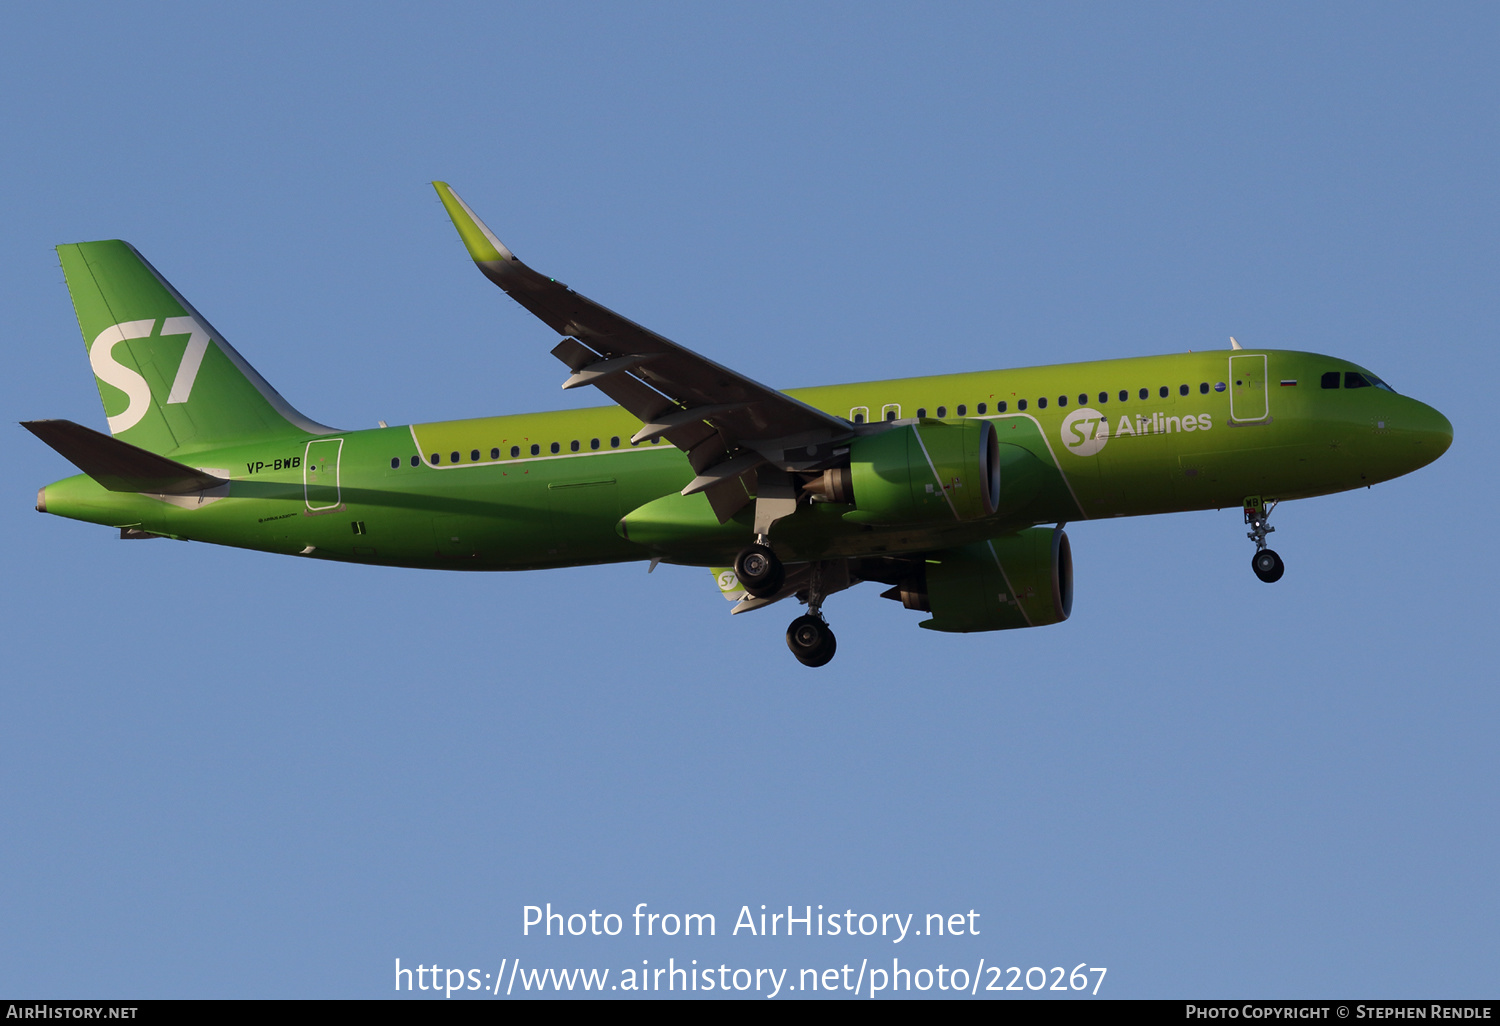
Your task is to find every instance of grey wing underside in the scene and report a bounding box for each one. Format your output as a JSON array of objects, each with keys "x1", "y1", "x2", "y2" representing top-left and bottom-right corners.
[{"x1": 432, "y1": 182, "x2": 854, "y2": 522}]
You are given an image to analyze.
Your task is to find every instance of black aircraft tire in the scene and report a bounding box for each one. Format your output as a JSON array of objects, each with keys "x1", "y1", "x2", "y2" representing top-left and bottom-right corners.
[
  {"x1": 1252, "y1": 548, "x2": 1285, "y2": 584},
  {"x1": 735, "y1": 543, "x2": 785, "y2": 598},
  {"x1": 786, "y1": 615, "x2": 836, "y2": 667}
]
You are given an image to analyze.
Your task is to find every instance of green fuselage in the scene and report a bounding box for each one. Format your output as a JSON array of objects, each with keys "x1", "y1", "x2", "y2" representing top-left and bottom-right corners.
[{"x1": 39, "y1": 348, "x2": 1452, "y2": 569}]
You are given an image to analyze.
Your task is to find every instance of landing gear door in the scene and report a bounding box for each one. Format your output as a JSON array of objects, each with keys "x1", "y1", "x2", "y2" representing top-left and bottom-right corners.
[
  {"x1": 304, "y1": 438, "x2": 344, "y2": 511},
  {"x1": 1229, "y1": 354, "x2": 1269, "y2": 422}
]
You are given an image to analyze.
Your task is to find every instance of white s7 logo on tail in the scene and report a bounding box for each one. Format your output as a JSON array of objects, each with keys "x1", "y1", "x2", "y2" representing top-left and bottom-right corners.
[{"x1": 89, "y1": 317, "x2": 213, "y2": 433}]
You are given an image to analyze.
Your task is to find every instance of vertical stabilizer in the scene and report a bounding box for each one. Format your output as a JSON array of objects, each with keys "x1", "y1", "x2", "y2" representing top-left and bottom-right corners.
[{"x1": 57, "y1": 240, "x2": 334, "y2": 455}]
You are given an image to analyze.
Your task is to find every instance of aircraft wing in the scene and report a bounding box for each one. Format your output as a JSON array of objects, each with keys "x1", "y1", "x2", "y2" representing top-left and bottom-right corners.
[{"x1": 433, "y1": 182, "x2": 854, "y2": 521}]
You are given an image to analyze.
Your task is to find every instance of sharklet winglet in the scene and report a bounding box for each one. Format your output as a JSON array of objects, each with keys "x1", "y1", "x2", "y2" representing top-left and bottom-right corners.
[{"x1": 432, "y1": 181, "x2": 514, "y2": 265}]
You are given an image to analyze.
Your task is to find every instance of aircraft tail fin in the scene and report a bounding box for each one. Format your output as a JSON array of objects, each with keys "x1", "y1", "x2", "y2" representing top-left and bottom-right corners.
[{"x1": 56, "y1": 240, "x2": 334, "y2": 455}]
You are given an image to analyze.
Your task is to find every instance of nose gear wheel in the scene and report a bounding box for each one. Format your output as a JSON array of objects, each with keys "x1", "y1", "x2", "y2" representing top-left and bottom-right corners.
[{"x1": 1251, "y1": 548, "x2": 1285, "y2": 583}]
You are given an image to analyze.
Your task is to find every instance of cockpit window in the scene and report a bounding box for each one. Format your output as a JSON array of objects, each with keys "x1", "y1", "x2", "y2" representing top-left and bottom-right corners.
[
  {"x1": 1321, "y1": 371, "x2": 1340, "y2": 389},
  {"x1": 1345, "y1": 372, "x2": 1371, "y2": 389}
]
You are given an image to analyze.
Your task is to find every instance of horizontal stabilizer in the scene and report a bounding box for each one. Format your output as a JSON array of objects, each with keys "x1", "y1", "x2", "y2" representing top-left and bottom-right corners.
[{"x1": 23, "y1": 419, "x2": 228, "y2": 494}]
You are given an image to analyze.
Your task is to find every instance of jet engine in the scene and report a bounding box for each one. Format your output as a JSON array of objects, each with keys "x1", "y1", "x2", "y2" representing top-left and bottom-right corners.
[
  {"x1": 805, "y1": 421, "x2": 1048, "y2": 526},
  {"x1": 883, "y1": 526, "x2": 1073, "y2": 633}
]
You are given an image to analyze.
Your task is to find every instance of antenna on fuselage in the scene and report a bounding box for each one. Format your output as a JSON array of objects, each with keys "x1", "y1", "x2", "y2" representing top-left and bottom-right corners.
[{"x1": 1230, "y1": 337, "x2": 1243, "y2": 350}]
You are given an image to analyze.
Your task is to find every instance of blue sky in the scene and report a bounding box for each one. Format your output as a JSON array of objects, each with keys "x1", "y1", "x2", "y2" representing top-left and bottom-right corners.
[{"x1": 1, "y1": 3, "x2": 1495, "y2": 998}]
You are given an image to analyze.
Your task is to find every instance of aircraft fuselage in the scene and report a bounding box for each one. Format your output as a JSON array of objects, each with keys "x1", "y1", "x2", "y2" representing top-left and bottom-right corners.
[{"x1": 39, "y1": 348, "x2": 1452, "y2": 570}]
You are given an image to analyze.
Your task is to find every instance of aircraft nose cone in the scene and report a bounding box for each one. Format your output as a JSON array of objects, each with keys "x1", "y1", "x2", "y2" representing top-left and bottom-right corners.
[{"x1": 1405, "y1": 400, "x2": 1453, "y2": 467}]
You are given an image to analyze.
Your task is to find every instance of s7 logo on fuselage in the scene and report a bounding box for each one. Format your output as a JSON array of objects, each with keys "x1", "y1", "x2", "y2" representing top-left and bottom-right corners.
[
  {"x1": 1060, "y1": 408, "x2": 1110, "y2": 457},
  {"x1": 88, "y1": 317, "x2": 212, "y2": 433},
  {"x1": 1059, "y1": 406, "x2": 1216, "y2": 456}
]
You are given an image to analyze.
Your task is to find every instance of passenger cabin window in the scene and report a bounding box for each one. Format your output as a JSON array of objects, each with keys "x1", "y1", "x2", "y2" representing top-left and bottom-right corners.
[
  {"x1": 1057, "y1": 395, "x2": 1067, "y2": 407},
  {"x1": 530, "y1": 444, "x2": 540, "y2": 456},
  {"x1": 590, "y1": 438, "x2": 600, "y2": 450},
  {"x1": 1018, "y1": 399, "x2": 1028, "y2": 411},
  {"x1": 511, "y1": 446, "x2": 520, "y2": 458},
  {"x1": 916, "y1": 408, "x2": 927, "y2": 418},
  {"x1": 410, "y1": 455, "x2": 420, "y2": 467},
  {"x1": 1159, "y1": 386, "x2": 1170, "y2": 399},
  {"x1": 550, "y1": 442, "x2": 560, "y2": 453},
  {"x1": 1179, "y1": 384, "x2": 1189, "y2": 396},
  {"x1": 957, "y1": 404, "x2": 967, "y2": 416},
  {"x1": 430, "y1": 453, "x2": 440, "y2": 465},
  {"x1": 1038, "y1": 397, "x2": 1047, "y2": 409},
  {"x1": 450, "y1": 451, "x2": 460, "y2": 464},
  {"x1": 1079, "y1": 394, "x2": 1088, "y2": 405},
  {"x1": 1199, "y1": 382, "x2": 1209, "y2": 394},
  {"x1": 570, "y1": 440, "x2": 580, "y2": 452},
  {"x1": 490, "y1": 448, "x2": 500, "y2": 460},
  {"x1": 936, "y1": 406, "x2": 947, "y2": 418},
  {"x1": 610, "y1": 436, "x2": 620, "y2": 448},
  {"x1": 390, "y1": 457, "x2": 400, "y2": 469},
  {"x1": 1119, "y1": 390, "x2": 1129, "y2": 402},
  {"x1": 1098, "y1": 392, "x2": 1109, "y2": 403},
  {"x1": 997, "y1": 401, "x2": 1008, "y2": 412},
  {"x1": 977, "y1": 402, "x2": 987, "y2": 414},
  {"x1": 470, "y1": 449, "x2": 480, "y2": 462},
  {"x1": 1139, "y1": 388, "x2": 1149, "y2": 400},
  {"x1": 885, "y1": 409, "x2": 897, "y2": 422}
]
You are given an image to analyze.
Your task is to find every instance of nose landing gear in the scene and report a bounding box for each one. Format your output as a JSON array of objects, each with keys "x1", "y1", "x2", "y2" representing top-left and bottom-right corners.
[
  {"x1": 1251, "y1": 548, "x2": 1285, "y2": 583},
  {"x1": 1244, "y1": 496, "x2": 1284, "y2": 583}
]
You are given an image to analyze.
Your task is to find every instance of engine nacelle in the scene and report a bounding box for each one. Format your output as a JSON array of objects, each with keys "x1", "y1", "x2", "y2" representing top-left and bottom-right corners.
[
  {"x1": 843, "y1": 420, "x2": 1000, "y2": 524},
  {"x1": 890, "y1": 526, "x2": 1073, "y2": 633}
]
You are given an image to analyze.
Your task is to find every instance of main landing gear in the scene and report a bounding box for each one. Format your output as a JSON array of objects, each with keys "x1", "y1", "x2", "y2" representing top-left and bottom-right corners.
[
  {"x1": 786, "y1": 614, "x2": 836, "y2": 668},
  {"x1": 785, "y1": 561, "x2": 837, "y2": 667},
  {"x1": 734, "y1": 540, "x2": 840, "y2": 667},
  {"x1": 1244, "y1": 496, "x2": 1285, "y2": 583},
  {"x1": 735, "y1": 469, "x2": 842, "y2": 666},
  {"x1": 734, "y1": 538, "x2": 784, "y2": 598}
]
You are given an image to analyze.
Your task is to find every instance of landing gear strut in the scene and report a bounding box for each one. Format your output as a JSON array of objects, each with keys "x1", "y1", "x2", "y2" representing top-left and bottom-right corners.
[
  {"x1": 1244, "y1": 496, "x2": 1285, "y2": 583},
  {"x1": 734, "y1": 538, "x2": 784, "y2": 598},
  {"x1": 785, "y1": 561, "x2": 838, "y2": 667}
]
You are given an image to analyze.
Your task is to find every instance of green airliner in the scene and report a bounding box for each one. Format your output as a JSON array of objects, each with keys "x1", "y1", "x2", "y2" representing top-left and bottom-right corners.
[{"x1": 26, "y1": 183, "x2": 1453, "y2": 666}]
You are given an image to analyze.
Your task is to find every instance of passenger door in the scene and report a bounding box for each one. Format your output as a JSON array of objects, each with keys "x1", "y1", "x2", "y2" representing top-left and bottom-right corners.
[
  {"x1": 304, "y1": 438, "x2": 343, "y2": 511},
  {"x1": 1229, "y1": 354, "x2": 1269, "y2": 423}
]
